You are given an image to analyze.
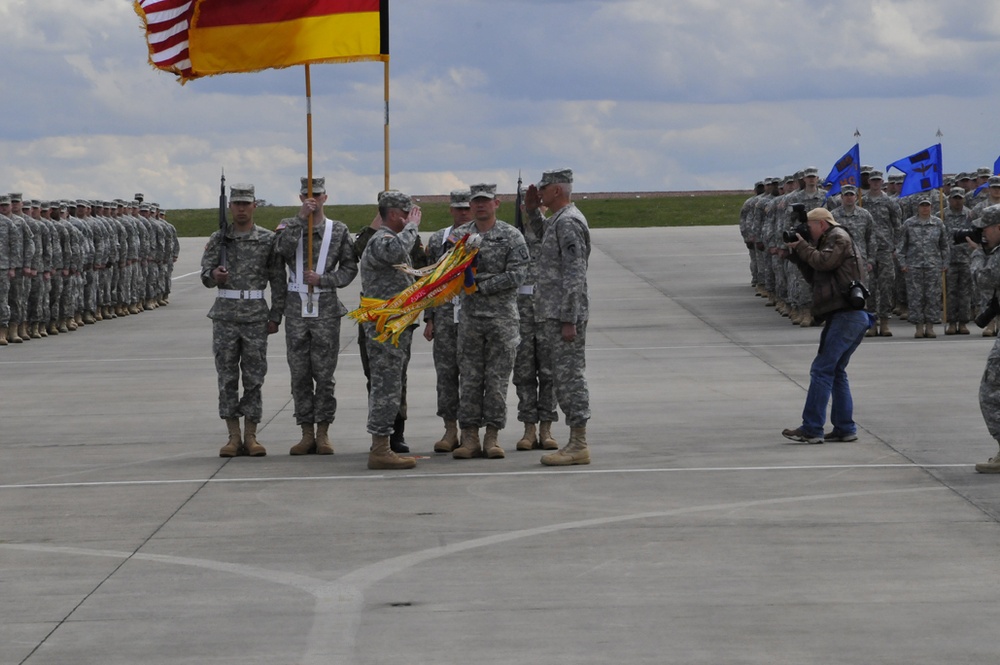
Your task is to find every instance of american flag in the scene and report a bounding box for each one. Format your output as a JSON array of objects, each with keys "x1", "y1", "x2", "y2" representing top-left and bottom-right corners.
[{"x1": 136, "y1": 0, "x2": 195, "y2": 81}]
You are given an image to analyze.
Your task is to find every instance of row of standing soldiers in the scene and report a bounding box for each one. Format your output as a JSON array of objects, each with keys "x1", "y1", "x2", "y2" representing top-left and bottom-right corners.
[
  {"x1": 739, "y1": 165, "x2": 1000, "y2": 338},
  {"x1": 0, "y1": 194, "x2": 179, "y2": 345}
]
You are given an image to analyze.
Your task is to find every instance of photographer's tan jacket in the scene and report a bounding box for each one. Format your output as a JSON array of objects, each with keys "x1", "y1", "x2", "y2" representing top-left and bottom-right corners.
[{"x1": 793, "y1": 225, "x2": 865, "y2": 319}]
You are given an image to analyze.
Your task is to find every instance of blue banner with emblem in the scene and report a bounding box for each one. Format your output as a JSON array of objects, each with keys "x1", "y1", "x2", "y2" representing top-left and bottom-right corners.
[
  {"x1": 823, "y1": 144, "x2": 861, "y2": 198},
  {"x1": 887, "y1": 143, "x2": 943, "y2": 197}
]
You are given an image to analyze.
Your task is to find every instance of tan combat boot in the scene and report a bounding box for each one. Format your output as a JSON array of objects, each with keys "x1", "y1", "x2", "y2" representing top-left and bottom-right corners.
[
  {"x1": 483, "y1": 426, "x2": 505, "y2": 459},
  {"x1": 19, "y1": 322, "x2": 30, "y2": 340},
  {"x1": 515, "y1": 422, "x2": 538, "y2": 451},
  {"x1": 538, "y1": 421, "x2": 559, "y2": 450},
  {"x1": 984, "y1": 319, "x2": 997, "y2": 337},
  {"x1": 959, "y1": 322, "x2": 970, "y2": 335},
  {"x1": 975, "y1": 442, "x2": 1000, "y2": 473},
  {"x1": 29, "y1": 322, "x2": 42, "y2": 339},
  {"x1": 219, "y1": 418, "x2": 242, "y2": 457},
  {"x1": 914, "y1": 323, "x2": 925, "y2": 338},
  {"x1": 9, "y1": 323, "x2": 23, "y2": 343},
  {"x1": 83, "y1": 311, "x2": 96, "y2": 324},
  {"x1": 799, "y1": 312, "x2": 813, "y2": 327},
  {"x1": 94, "y1": 308, "x2": 103, "y2": 321},
  {"x1": 368, "y1": 434, "x2": 416, "y2": 470},
  {"x1": 541, "y1": 426, "x2": 591, "y2": 466},
  {"x1": 315, "y1": 421, "x2": 334, "y2": 455},
  {"x1": 0, "y1": 326, "x2": 8, "y2": 346},
  {"x1": 289, "y1": 423, "x2": 316, "y2": 455},
  {"x1": 865, "y1": 323, "x2": 876, "y2": 337},
  {"x1": 243, "y1": 419, "x2": 267, "y2": 457},
  {"x1": 452, "y1": 427, "x2": 482, "y2": 459},
  {"x1": 47, "y1": 321, "x2": 59, "y2": 335},
  {"x1": 58, "y1": 319, "x2": 69, "y2": 333},
  {"x1": 924, "y1": 323, "x2": 936, "y2": 338},
  {"x1": 433, "y1": 419, "x2": 459, "y2": 453},
  {"x1": 878, "y1": 317, "x2": 892, "y2": 337},
  {"x1": 945, "y1": 322, "x2": 957, "y2": 335}
]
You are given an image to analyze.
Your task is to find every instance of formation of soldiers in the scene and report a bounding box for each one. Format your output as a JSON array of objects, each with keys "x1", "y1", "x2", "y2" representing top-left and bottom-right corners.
[
  {"x1": 739, "y1": 165, "x2": 1000, "y2": 339},
  {"x1": 0, "y1": 193, "x2": 180, "y2": 345},
  {"x1": 200, "y1": 172, "x2": 592, "y2": 470}
]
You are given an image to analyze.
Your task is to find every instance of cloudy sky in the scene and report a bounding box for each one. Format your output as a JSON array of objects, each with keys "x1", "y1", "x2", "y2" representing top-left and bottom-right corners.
[{"x1": 2, "y1": 0, "x2": 1000, "y2": 208}]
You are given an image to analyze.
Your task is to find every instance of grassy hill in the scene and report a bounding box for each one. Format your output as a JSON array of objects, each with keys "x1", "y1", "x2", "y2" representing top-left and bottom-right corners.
[{"x1": 165, "y1": 193, "x2": 749, "y2": 236}]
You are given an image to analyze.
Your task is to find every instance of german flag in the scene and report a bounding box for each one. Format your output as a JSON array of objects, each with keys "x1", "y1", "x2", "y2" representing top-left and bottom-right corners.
[{"x1": 137, "y1": 0, "x2": 388, "y2": 83}]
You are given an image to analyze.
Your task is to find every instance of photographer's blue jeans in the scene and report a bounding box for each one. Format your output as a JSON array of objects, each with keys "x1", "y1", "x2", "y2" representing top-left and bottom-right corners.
[{"x1": 800, "y1": 309, "x2": 870, "y2": 437}]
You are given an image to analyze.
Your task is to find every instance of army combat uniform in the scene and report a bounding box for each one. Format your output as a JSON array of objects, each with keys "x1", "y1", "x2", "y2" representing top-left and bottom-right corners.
[{"x1": 200, "y1": 184, "x2": 284, "y2": 457}]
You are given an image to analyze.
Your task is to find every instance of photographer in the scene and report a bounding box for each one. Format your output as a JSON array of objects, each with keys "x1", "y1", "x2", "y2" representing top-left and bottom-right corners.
[
  {"x1": 782, "y1": 208, "x2": 871, "y2": 444},
  {"x1": 968, "y1": 206, "x2": 1000, "y2": 472}
]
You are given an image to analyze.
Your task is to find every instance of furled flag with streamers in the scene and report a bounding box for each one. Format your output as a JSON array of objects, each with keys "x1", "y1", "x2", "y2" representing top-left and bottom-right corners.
[
  {"x1": 349, "y1": 234, "x2": 481, "y2": 347},
  {"x1": 823, "y1": 144, "x2": 861, "y2": 198},
  {"x1": 135, "y1": 0, "x2": 389, "y2": 84},
  {"x1": 886, "y1": 144, "x2": 943, "y2": 197}
]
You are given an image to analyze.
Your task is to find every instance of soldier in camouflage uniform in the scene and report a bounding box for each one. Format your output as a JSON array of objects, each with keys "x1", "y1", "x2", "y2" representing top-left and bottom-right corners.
[
  {"x1": 969, "y1": 207, "x2": 1000, "y2": 473},
  {"x1": 525, "y1": 168, "x2": 593, "y2": 466},
  {"x1": 357, "y1": 190, "x2": 422, "y2": 470},
  {"x1": 897, "y1": 196, "x2": 949, "y2": 338},
  {"x1": 0, "y1": 195, "x2": 12, "y2": 344},
  {"x1": 8, "y1": 193, "x2": 34, "y2": 342},
  {"x1": 423, "y1": 189, "x2": 473, "y2": 453},
  {"x1": 512, "y1": 185, "x2": 560, "y2": 452},
  {"x1": 862, "y1": 171, "x2": 902, "y2": 336},
  {"x1": 942, "y1": 188, "x2": 974, "y2": 334},
  {"x1": 200, "y1": 183, "x2": 284, "y2": 458},
  {"x1": 450, "y1": 183, "x2": 529, "y2": 460},
  {"x1": 832, "y1": 186, "x2": 875, "y2": 335},
  {"x1": 784, "y1": 167, "x2": 826, "y2": 326},
  {"x1": 739, "y1": 181, "x2": 765, "y2": 293},
  {"x1": 273, "y1": 177, "x2": 358, "y2": 456}
]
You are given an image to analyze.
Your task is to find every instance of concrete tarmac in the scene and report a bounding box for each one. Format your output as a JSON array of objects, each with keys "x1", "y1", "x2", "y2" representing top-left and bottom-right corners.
[{"x1": 3, "y1": 226, "x2": 1000, "y2": 664}]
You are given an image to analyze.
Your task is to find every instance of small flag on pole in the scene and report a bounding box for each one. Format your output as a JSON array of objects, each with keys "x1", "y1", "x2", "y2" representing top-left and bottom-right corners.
[
  {"x1": 136, "y1": 0, "x2": 389, "y2": 84},
  {"x1": 823, "y1": 144, "x2": 861, "y2": 198},
  {"x1": 886, "y1": 144, "x2": 943, "y2": 198}
]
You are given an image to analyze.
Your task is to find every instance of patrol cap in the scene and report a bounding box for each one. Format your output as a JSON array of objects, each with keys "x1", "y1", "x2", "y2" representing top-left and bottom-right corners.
[
  {"x1": 784, "y1": 175, "x2": 796, "y2": 184},
  {"x1": 229, "y1": 183, "x2": 255, "y2": 203},
  {"x1": 134, "y1": 192, "x2": 144, "y2": 202},
  {"x1": 449, "y1": 189, "x2": 471, "y2": 208},
  {"x1": 989, "y1": 175, "x2": 1000, "y2": 188},
  {"x1": 75, "y1": 199, "x2": 90, "y2": 207},
  {"x1": 30, "y1": 199, "x2": 40, "y2": 208},
  {"x1": 9, "y1": 192, "x2": 22, "y2": 202},
  {"x1": 978, "y1": 167, "x2": 993, "y2": 177},
  {"x1": 868, "y1": 169, "x2": 884, "y2": 181},
  {"x1": 841, "y1": 185, "x2": 857, "y2": 195},
  {"x1": 949, "y1": 187, "x2": 967, "y2": 198},
  {"x1": 806, "y1": 207, "x2": 838, "y2": 226},
  {"x1": 40, "y1": 201, "x2": 50, "y2": 210},
  {"x1": 378, "y1": 189, "x2": 412, "y2": 212},
  {"x1": 470, "y1": 183, "x2": 497, "y2": 200},
  {"x1": 537, "y1": 168, "x2": 573, "y2": 188},
  {"x1": 974, "y1": 205, "x2": 1000, "y2": 228},
  {"x1": 860, "y1": 165, "x2": 873, "y2": 174},
  {"x1": 0, "y1": 194, "x2": 10, "y2": 205},
  {"x1": 917, "y1": 196, "x2": 932, "y2": 205},
  {"x1": 958, "y1": 172, "x2": 972, "y2": 181},
  {"x1": 754, "y1": 180, "x2": 764, "y2": 188},
  {"x1": 300, "y1": 177, "x2": 325, "y2": 196},
  {"x1": 794, "y1": 170, "x2": 804, "y2": 180},
  {"x1": 802, "y1": 167, "x2": 819, "y2": 177},
  {"x1": 888, "y1": 173, "x2": 904, "y2": 184}
]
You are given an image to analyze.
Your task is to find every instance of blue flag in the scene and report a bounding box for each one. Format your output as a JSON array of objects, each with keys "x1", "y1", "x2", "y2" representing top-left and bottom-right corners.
[
  {"x1": 823, "y1": 144, "x2": 861, "y2": 197},
  {"x1": 887, "y1": 143, "x2": 943, "y2": 197},
  {"x1": 973, "y1": 156, "x2": 1000, "y2": 197}
]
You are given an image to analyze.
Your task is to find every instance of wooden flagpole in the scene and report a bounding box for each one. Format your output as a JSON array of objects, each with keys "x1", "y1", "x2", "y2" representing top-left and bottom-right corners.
[
  {"x1": 305, "y1": 64, "x2": 315, "y2": 313},
  {"x1": 384, "y1": 59, "x2": 390, "y2": 191}
]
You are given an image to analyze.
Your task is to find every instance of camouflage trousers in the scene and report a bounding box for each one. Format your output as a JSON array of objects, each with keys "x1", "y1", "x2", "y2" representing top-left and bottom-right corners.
[
  {"x1": 212, "y1": 319, "x2": 270, "y2": 423},
  {"x1": 285, "y1": 315, "x2": 342, "y2": 425},
  {"x1": 457, "y1": 314, "x2": 519, "y2": 430},
  {"x1": 48, "y1": 274, "x2": 63, "y2": 322},
  {"x1": 946, "y1": 262, "x2": 973, "y2": 324},
  {"x1": 27, "y1": 274, "x2": 43, "y2": 322},
  {"x1": 538, "y1": 319, "x2": 591, "y2": 428},
  {"x1": 513, "y1": 296, "x2": 557, "y2": 424},
  {"x1": 0, "y1": 272, "x2": 9, "y2": 326},
  {"x1": 980, "y1": 341, "x2": 1000, "y2": 440},
  {"x1": 363, "y1": 322, "x2": 412, "y2": 436},
  {"x1": 758, "y1": 247, "x2": 774, "y2": 294},
  {"x1": 772, "y1": 253, "x2": 788, "y2": 302},
  {"x1": 9, "y1": 273, "x2": 28, "y2": 324},
  {"x1": 431, "y1": 304, "x2": 460, "y2": 420},
  {"x1": 747, "y1": 244, "x2": 758, "y2": 286},
  {"x1": 871, "y1": 251, "x2": 896, "y2": 319},
  {"x1": 903, "y1": 267, "x2": 943, "y2": 325}
]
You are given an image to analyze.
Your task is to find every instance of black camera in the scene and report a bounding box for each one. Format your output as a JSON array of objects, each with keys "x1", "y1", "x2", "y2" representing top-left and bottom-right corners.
[
  {"x1": 782, "y1": 203, "x2": 810, "y2": 243},
  {"x1": 953, "y1": 228, "x2": 983, "y2": 246},
  {"x1": 843, "y1": 280, "x2": 870, "y2": 310},
  {"x1": 976, "y1": 295, "x2": 1000, "y2": 328}
]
